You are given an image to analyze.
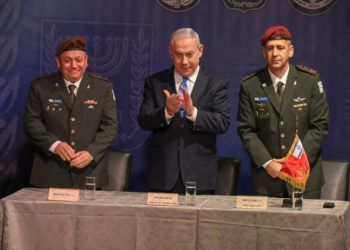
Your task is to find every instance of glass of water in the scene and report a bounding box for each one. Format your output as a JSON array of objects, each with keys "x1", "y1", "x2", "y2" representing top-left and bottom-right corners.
[
  {"x1": 85, "y1": 176, "x2": 96, "y2": 200},
  {"x1": 185, "y1": 181, "x2": 197, "y2": 206}
]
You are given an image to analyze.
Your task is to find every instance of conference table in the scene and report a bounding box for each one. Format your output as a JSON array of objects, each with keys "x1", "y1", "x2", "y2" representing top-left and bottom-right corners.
[{"x1": 0, "y1": 188, "x2": 349, "y2": 250}]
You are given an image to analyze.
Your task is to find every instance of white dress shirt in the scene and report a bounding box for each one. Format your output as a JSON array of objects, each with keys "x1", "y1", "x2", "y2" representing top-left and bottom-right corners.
[{"x1": 165, "y1": 66, "x2": 200, "y2": 123}]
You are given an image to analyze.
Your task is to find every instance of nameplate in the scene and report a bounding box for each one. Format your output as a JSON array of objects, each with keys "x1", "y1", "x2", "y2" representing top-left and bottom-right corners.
[
  {"x1": 147, "y1": 193, "x2": 179, "y2": 206},
  {"x1": 237, "y1": 196, "x2": 267, "y2": 209},
  {"x1": 48, "y1": 188, "x2": 80, "y2": 202}
]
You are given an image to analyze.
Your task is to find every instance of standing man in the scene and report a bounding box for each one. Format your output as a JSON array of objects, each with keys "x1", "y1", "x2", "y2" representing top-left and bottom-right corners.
[
  {"x1": 138, "y1": 28, "x2": 230, "y2": 194},
  {"x1": 23, "y1": 37, "x2": 118, "y2": 189},
  {"x1": 237, "y1": 26, "x2": 329, "y2": 198}
]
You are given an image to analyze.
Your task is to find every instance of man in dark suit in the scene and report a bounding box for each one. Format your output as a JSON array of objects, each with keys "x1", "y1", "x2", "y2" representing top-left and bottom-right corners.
[
  {"x1": 237, "y1": 26, "x2": 329, "y2": 198},
  {"x1": 138, "y1": 28, "x2": 230, "y2": 194},
  {"x1": 23, "y1": 37, "x2": 118, "y2": 189}
]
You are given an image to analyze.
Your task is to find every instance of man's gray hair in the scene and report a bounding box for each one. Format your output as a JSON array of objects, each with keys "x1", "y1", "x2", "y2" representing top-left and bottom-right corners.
[{"x1": 169, "y1": 28, "x2": 201, "y2": 49}]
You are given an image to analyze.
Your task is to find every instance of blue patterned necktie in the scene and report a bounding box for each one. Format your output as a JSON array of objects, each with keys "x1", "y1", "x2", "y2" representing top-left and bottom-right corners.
[{"x1": 179, "y1": 77, "x2": 188, "y2": 117}]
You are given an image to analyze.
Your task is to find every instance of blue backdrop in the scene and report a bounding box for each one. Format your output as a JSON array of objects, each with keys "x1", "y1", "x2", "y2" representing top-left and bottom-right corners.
[{"x1": 0, "y1": 0, "x2": 348, "y2": 197}]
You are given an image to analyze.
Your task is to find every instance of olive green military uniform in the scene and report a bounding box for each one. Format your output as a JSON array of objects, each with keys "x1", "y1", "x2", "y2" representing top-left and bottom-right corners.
[
  {"x1": 23, "y1": 72, "x2": 118, "y2": 189},
  {"x1": 237, "y1": 64, "x2": 329, "y2": 198}
]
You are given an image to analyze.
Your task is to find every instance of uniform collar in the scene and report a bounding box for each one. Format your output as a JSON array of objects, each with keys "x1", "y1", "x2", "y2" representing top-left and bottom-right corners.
[
  {"x1": 268, "y1": 66, "x2": 290, "y2": 89},
  {"x1": 63, "y1": 77, "x2": 83, "y2": 89}
]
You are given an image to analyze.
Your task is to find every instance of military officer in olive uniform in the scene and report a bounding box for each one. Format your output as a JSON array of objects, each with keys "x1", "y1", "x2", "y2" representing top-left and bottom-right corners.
[
  {"x1": 237, "y1": 26, "x2": 329, "y2": 198},
  {"x1": 23, "y1": 37, "x2": 118, "y2": 189}
]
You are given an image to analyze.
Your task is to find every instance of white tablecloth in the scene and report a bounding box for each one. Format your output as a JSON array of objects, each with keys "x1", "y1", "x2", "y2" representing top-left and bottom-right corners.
[{"x1": 1, "y1": 188, "x2": 349, "y2": 250}]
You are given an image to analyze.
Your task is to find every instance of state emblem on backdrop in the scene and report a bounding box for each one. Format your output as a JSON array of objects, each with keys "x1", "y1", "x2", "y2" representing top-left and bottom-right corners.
[
  {"x1": 157, "y1": 0, "x2": 201, "y2": 12},
  {"x1": 288, "y1": 0, "x2": 338, "y2": 16},
  {"x1": 223, "y1": 0, "x2": 266, "y2": 13}
]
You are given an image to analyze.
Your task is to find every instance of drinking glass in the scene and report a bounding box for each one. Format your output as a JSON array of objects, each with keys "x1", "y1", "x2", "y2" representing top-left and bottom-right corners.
[
  {"x1": 85, "y1": 176, "x2": 96, "y2": 200},
  {"x1": 185, "y1": 181, "x2": 197, "y2": 206}
]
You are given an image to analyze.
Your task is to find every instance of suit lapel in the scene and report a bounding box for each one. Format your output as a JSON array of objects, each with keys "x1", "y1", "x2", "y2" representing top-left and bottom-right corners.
[
  {"x1": 162, "y1": 68, "x2": 180, "y2": 118},
  {"x1": 280, "y1": 65, "x2": 297, "y2": 116},
  {"x1": 260, "y1": 68, "x2": 281, "y2": 113},
  {"x1": 191, "y1": 67, "x2": 208, "y2": 106},
  {"x1": 164, "y1": 68, "x2": 177, "y2": 94}
]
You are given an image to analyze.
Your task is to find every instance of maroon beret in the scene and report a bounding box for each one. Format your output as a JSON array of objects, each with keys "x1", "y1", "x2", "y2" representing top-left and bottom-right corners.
[
  {"x1": 55, "y1": 37, "x2": 87, "y2": 56},
  {"x1": 261, "y1": 26, "x2": 292, "y2": 46}
]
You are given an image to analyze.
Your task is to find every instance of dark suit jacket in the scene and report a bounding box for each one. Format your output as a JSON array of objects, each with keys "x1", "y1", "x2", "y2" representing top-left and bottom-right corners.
[
  {"x1": 23, "y1": 72, "x2": 118, "y2": 189},
  {"x1": 237, "y1": 64, "x2": 329, "y2": 197},
  {"x1": 138, "y1": 66, "x2": 230, "y2": 191}
]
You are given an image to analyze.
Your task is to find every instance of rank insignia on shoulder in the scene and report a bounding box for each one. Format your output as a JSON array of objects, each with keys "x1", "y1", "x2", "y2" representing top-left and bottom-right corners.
[
  {"x1": 296, "y1": 65, "x2": 317, "y2": 75},
  {"x1": 33, "y1": 72, "x2": 56, "y2": 81},
  {"x1": 242, "y1": 71, "x2": 257, "y2": 81},
  {"x1": 91, "y1": 74, "x2": 110, "y2": 82}
]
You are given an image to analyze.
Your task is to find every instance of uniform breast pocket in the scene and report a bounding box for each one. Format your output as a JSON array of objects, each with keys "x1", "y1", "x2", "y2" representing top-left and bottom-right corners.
[
  {"x1": 44, "y1": 103, "x2": 66, "y2": 122},
  {"x1": 45, "y1": 103, "x2": 64, "y2": 113},
  {"x1": 83, "y1": 99, "x2": 101, "y2": 113},
  {"x1": 292, "y1": 102, "x2": 309, "y2": 122},
  {"x1": 255, "y1": 101, "x2": 270, "y2": 121}
]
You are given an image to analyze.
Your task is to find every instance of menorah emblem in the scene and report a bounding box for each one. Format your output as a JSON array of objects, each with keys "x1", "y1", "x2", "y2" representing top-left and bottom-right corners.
[
  {"x1": 88, "y1": 36, "x2": 129, "y2": 78},
  {"x1": 42, "y1": 25, "x2": 129, "y2": 78}
]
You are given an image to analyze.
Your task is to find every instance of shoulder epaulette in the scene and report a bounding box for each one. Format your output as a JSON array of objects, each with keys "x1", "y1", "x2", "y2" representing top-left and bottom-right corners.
[
  {"x1": 91, "y1": 73, "x2": 111, "y2": 82},
  {"x1": 32, "y1": 72, "x2": 57, "y2": 81},
  {"x1": 242, "y1": 71, "x2": 257, "y2": 81},
  {"x1": 296, "y1": 65, "x2": 317, "y2": 75}
]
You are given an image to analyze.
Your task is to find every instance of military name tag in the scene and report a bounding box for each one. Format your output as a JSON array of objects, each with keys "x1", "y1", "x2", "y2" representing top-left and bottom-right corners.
[
  {"x1": 147, "y1": 192, "x2": 179, "y2": 206},
  {"x1": 48, "y1": 188, "x2": 80, "y2": 202},
  {"x1": 237, "y1": 196, "x2": 267, "y2": 209}
]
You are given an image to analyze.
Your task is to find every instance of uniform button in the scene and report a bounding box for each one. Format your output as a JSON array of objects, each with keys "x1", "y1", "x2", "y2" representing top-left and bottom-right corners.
[
  {"x1": 160, "y1": 123, "x2": 164, "y2": 127},
  {"x1": 280, "y1": 121, "x2": 284, "y2": 126},
  {"x1": 71, "y1": 129, "x2": 75, "y2": 134},
  {"x1": 71, "y1": 117, "x2": 75, "y2": 122},
  {"x1": 71, "y1": 141, "x2": 75, "y2": 146},
  {"x1": 281, "y1": 133, "x2": 285, "y2": 138},
  {"x1": 281, "y1": 145, "x2": 286, "y2": 150}
]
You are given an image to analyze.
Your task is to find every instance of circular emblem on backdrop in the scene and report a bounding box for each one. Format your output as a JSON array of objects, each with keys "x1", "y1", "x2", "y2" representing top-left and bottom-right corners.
[
  {"x1": 157, "y1": 0, "x2": 201, "y2": 12},
  {"x1": 223, "y1": 0, "x2": 266, "y2": 13},
  {"x1": 288, "y1": 0, "x2": 338, "y2": 16}
]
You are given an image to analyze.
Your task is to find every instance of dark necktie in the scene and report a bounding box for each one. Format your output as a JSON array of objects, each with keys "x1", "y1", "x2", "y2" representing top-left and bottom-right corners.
[
  {"x1": 68, "y1": 84, "x2": 76, "y2": 105},
  {"x1": 276, "y1": 81, "x2": 284, "y2": 103},
  {"x1": 178, "y1": 77, "x2": 188, "y2": 117}
]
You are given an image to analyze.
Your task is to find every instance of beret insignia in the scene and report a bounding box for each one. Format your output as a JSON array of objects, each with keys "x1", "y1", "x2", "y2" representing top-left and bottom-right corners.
[{"x1": 261, "y1": 26, "x2": 292, "y2": 46}]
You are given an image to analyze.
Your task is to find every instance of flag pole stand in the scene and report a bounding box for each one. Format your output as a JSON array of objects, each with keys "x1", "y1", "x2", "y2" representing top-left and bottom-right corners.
[
  {"x1": 291, "y1": 186, "x2": 303, "y2": 210},
  {"x1": 291, "y1": 186, "x2": 296, "y2": 209}
]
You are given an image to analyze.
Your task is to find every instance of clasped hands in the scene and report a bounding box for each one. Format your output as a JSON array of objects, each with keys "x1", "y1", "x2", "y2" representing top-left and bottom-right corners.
[
  {"x1": 163, "y1": 86, "x2": 194, "y2": 116},
  {"x1": 266, "y1": 158, "x2": 285, "y2": 178},
  {"x1": 54, "y1": 142, "x2": 93, "y2": 168}
]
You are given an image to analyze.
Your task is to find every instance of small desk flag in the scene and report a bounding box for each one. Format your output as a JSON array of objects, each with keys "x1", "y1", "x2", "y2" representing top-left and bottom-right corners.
[{"x1": 279, "y1": 135, "x2": 310, "y2": 190}]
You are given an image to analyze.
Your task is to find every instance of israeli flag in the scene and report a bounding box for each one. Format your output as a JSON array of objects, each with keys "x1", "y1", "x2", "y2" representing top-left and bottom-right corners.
[{"x1": 292, "y1": 138, "x2": 303, "y2": 159}]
